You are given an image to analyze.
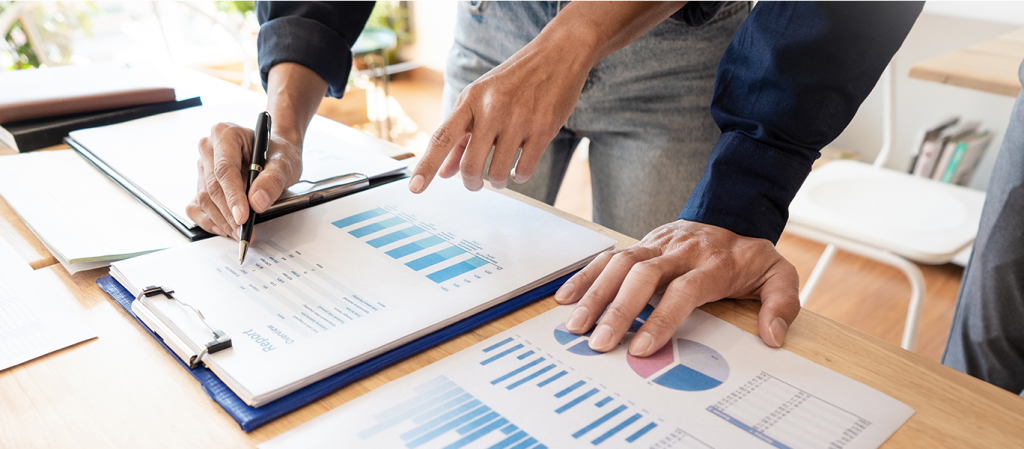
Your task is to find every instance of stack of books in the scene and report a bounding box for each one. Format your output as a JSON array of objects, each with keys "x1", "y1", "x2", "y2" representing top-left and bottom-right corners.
[{"x1": 907, "y1": 116, "x2": 993, "y2": 185}]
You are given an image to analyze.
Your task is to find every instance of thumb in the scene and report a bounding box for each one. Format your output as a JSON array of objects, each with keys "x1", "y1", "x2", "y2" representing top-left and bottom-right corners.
[
  {"x1": 755, "y1": 259, "x2": 801, "y2": 348},
  {"x1": 248, "y1": 152, "x2": 299, "y2": 213}
]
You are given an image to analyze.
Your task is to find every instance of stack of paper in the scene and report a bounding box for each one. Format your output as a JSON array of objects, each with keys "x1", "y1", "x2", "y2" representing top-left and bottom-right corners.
[
  {"x1": 0, "y1": 237, "x2": 95, "y2": 371},
  {"x1": 110, "y1": 178, "x2": 616, "y2": 406},
  {"x1": 261, "y1": 304, "x2": 915, "y2": 449}
]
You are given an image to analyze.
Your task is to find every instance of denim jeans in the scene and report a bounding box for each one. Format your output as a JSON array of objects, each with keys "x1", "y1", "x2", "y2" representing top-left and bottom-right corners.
[
  {"x1": 443, "y1": 1, "x2": 748, "y2": 239},
  {"x1": 942, "y1": 60, "x2": 1024, "y2": 398}
]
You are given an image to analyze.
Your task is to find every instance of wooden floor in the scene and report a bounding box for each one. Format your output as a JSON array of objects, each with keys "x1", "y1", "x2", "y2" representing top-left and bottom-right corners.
[{"x1": 326, "y1": 74, "x2": 964, "y2": 363}]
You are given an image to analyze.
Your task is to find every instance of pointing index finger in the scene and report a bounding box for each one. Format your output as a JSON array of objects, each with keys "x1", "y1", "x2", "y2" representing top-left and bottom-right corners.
[{"x1": 410, "y1": 107, "x2": 472, "y2": 194}]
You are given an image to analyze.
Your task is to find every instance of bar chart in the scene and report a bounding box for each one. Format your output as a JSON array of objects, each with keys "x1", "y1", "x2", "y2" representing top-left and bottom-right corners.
[
  {"x1": 332, "y1": 207, "x2": 499, "y2": 286},
  {"x1": 478, "y1": 336, "x2": 712, "y2": 447},
  {"x1": 355, "y1": 374, "x2": 546, "y2": 449},
  {"x1": 707, "y1": 372, "x2": 872, "y2": 449}
]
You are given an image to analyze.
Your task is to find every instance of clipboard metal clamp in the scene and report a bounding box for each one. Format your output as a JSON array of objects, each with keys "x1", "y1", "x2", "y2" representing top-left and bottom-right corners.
[{"x1": 136, "y1": 286, "x2": 232, "y2": 368}]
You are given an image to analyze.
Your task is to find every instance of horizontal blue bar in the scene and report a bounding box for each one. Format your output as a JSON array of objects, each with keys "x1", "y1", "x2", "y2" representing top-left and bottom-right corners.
[
  {"x1": 332, "y1": 207, "x2": 386, "y2": 228},
  {"x1": 510, "y1": 437, "x2": 537, "y2": 449},
  {"x1": 367, "y1": 226, "x2": 425, "y2": 248},
  {"x1": 517, "y1": 350, "x2": 535, "y2": 360},
  {"x1": 507, "y1": 364, "x2": 555, "y2": 390},
  {"x1": 387, "y1": 235, "x2": 445, "y2": 259},
  {"x1": 555, "y1": 380, "x2": 585, "y2": 398},
  {"x1": 490, "y1": 430, "x2": 529, "y2": 449},
  {"x1": 450, "y1": 417, "x2": 509, "y2": 449},
  {"x1": 501, "y1": 424, "x2": 518, "y2": 435},
  {"x1": 373, "y1": 380, "x2": 456, "y2": 421},
  {"x1": 625, "y1": 423, "x2": 658, "y2": 443},
  {"x1": 426, "y1": 256, "x2": 489, "y2": 283},
  {"x1": 407, "y1": 405, "x2": 491, "y2": 449},
  {"x1": 557, "y1": 388, "x2": 599, "y2": 414},
  {"x1": 350, "y1": 216, "x2": 405, "y2": 238},
  {"x1": 481, "y1": 344, "x2": 523, "y2": 366},
  {"x1": 492, "y1": 358, "x2": 545, "y2": 385},
  {"x1": 595, "y1": 396, "x2": 613, "y2": 408},
  {"x1": 592, "y1": 413, "x2": 642, "y2": 445},
  {"x1": 407, "y1": 246, "x2": 467, "y2": 271},
  {"x1": 359, "y1": 386, "x2": 465, "y2": 438},
  {"x1": 573, "y1": 405, "x2": 627, "y2": 438},
  {"x1": 403, "y1": 399, "x2": 483, "y2": 441},
  {"x1": 538, "y1": 370, "x2": 567, "y2": 387},
  {"x1": 483, "y1": 337, "x2": 513, "y2": 353},
  {"x1": 409, "y1": 393, "x2": 474, "y2": 426},
  {"x1": 457, "y1": 411, "x2": 500, "y2": 436}
]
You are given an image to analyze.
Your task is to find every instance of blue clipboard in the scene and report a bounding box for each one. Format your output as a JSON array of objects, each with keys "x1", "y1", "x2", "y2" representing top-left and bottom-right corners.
[{"x1": 97, "y1": 273, "x2": 572, "y2": 432}]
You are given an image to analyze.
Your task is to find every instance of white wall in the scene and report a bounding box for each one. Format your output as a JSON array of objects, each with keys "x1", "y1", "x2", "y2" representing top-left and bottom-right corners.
[
  {"x1": 407, "y1": 2, "x2": 458, "y2": 73},
  {"x1": 829, "y1": 5, "x2": 1021, "y2": 191}
]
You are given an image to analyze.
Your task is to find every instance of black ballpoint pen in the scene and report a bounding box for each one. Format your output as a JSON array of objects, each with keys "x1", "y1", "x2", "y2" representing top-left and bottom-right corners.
[{"x1": 240, "y1": 112, "x2": 271, "y2": 264}]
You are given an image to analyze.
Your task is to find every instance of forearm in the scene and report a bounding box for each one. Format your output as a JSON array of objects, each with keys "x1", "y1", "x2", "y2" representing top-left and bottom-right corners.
[
  {"x1": 265, "y1": 62, "x2": 328, "y2": 145},
  {"x1": 537, "y1": 2, "x2": 688, "y2": 71}
]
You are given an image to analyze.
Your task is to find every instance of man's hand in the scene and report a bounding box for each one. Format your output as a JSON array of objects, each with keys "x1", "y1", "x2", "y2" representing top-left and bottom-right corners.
[
  {"x1": 187, "y1": 126, "x2": 302, "y2": 238},
  {"x1": 408, "y1": 1, "x2": 687, "y2": 194},
  {"x1": 554, "y1": 220, "x2": 801, "y2": 356},
  {"x1": 186, "y1": 62, "x2": 328, "y2": 238}
]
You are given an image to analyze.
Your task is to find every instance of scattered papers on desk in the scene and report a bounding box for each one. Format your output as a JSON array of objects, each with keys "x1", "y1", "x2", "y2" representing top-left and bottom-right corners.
[
  {"x1": 0, "y1": 237, "x2": 95, "y2": 371},
  {"x1": 69, "y1": 100, "x2": 408, "y2": 229},
  {"x1": 0, "y1": 150, "x2": 188, "y2": 274},
  {"x1": 110, "y1": 178, "x2": 616, "y2": 407},
  {"x1": 261, "y1": 305, "x2": 914, "y2": 449}
]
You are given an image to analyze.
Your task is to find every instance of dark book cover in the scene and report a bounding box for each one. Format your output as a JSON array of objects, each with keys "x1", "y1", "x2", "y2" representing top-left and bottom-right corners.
[{"x1": 0, "y1": 96, "x2": 202, "y2": 152}]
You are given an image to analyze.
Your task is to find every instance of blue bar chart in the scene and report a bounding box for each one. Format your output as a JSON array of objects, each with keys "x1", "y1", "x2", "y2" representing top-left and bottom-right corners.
[
  {"x1": 355, "y1": 375, "x2": 547, "y2": 449},
  {"x1": 331, "y1": 207, "x2": 498, "y2": 285},
  {"x1": 475, "y1": 336, "x2": 702, "y2": 447}
]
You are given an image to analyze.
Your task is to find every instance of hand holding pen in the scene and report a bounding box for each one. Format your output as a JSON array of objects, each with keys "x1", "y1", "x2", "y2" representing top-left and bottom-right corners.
[{"x1": 239, "y1": 112, "x2": 271, "y2": 264}]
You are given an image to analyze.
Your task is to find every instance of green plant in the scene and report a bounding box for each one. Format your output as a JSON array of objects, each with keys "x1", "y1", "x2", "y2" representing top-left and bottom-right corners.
[{"x1": 1, "y1": 1, "x2": 96, "y2": 71}]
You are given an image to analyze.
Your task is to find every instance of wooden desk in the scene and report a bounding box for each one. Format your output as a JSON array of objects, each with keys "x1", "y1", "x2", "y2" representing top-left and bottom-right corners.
[
  {"x1": 909, "y1": 28, "x2": 1024, "y2": 97},
  {"x1": 1, "y1": 187, "x2": 1024, "y2": 448}
]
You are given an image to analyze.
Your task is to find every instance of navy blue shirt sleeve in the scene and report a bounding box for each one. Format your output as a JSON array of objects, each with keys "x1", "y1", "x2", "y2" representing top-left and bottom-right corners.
[
  {"x1": 679, "y1": 1, "x2": 923, "y2": 243},
  {"x1": 257, "y1": 1, "x2": 375, "y2": 99}
]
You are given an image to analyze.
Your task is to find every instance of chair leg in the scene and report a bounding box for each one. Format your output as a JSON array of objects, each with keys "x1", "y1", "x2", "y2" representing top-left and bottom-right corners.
[
  {"x1": 889, "y1": 258, "x2": 927, "y2": 352},
  {"x1": 800, "y1": 244, "x2": 837, "y2": 306}
]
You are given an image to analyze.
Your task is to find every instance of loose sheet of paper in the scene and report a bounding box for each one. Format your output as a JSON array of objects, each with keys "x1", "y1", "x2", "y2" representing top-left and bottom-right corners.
[
  {"x1": 0, "y1": 150, "x2": 188, "y2": 273},
  {"x1": 0, "y1": 237, "x2": 95, "y2": 371},
  {"x1": 111, "y1": 178, "x2": 616, "y2": 406},
  {"x1": 261, "y1": 304, "x2": 915, "y2": 449},
  {"x1": 69, "y1": 100, "x2": 408, "y2": 228}
]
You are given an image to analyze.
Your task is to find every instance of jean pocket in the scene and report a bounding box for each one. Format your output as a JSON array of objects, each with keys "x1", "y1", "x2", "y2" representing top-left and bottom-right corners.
[{"x1": 461, "y1": 0, "x2": 489, "y2": 16}]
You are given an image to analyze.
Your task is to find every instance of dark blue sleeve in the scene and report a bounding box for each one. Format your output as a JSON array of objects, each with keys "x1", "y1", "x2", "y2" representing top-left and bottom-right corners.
[
  {"x1": 257, "y1": 1, "x2": 375, "y2": 98},
  {"x1": 679, "y1": 1, "x2": 923, "y2": 243}
]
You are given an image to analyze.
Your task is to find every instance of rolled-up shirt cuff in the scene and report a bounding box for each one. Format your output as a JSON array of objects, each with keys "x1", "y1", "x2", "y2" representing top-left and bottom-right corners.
[
  {"x1": 258, "y1": 16, "x2": 352, "y2": 99},
  {"x1": 678, "y1": 132, "x2": 815, "y2": 244}
]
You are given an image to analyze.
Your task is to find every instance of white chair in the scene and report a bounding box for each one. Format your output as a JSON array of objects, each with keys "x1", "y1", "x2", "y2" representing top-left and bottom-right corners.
[{"x1": 786, "y1": 64, "x2": 987, "y2": 352}]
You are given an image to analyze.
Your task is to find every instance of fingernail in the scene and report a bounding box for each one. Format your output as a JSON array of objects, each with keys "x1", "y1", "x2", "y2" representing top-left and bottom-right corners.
[
  {"x1": 566, "y1": 306, "x2": 589, "y2": 332},
  {"x1": 252, "y1": 190, "x2": 270, "y2": 212},
  {"x1": 231, "y1": 206, "x2": 244, "y2": 224},
  {"x1": 589, "y1": 324, "x2": 612, "y2": 350},
  {"x1": 409, "y1": 174, "x2": 425, "y2": 193},
  {"x1": 554, "y1": 283, "x2": 574, "y2": 303},
  {"x1": 769, "y1": 317, "x2": 789, "y2": 348},
  {"x1": 630, "y1": 332, "x2": 652, "y2": 356},
  {"x1": 211, "y1": 226, "x2": 224, "y2": 237},
  {"x1": 490, "y1": 179, "x2": 507, "y2": 189}
]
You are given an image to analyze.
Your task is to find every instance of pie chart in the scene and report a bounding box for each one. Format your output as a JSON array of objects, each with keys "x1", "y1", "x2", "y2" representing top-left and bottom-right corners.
[
  {"x1": 553, "y1": 304, "x2": 655, "y2": 356},
  {"x1": 626, "y1": 338, "x2": 728, "y2": 391}
]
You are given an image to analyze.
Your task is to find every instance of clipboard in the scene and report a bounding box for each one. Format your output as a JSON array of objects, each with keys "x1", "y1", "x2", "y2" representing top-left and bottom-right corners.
[
  {"x1": 97, "y1": 271, "x2": 575, "y2": 432},
  {"x1": 65, "y1": 136, "x2": 392, "y2": 241}
]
